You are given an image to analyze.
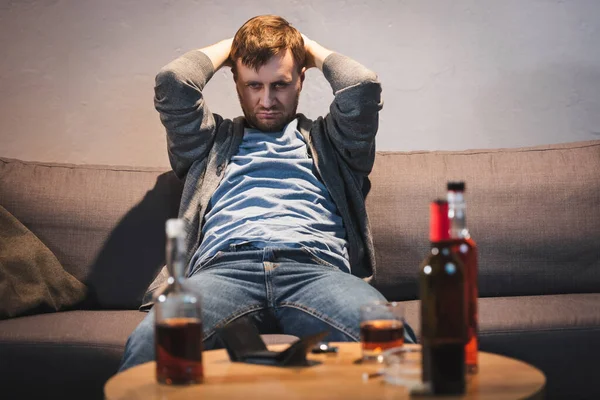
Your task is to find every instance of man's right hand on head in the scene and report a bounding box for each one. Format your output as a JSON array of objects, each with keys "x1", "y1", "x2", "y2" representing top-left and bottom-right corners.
[
  {"x1": 301, "y1": 33, "x2": 333, "y2": 72},
  {"x1": 301, "y1": 34, "x2": 318, "y2": 70},
  {"x1": 200, "y1": 38, "x2": 234, "y2": 71}
]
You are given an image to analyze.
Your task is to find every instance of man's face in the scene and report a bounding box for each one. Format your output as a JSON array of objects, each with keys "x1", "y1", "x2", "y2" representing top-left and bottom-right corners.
[{"x1": 234, "y1": 49, "x2": 304, "y2": 132}]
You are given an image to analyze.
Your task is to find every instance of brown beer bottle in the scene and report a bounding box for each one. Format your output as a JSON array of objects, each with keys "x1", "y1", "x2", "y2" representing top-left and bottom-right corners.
[
  {"x1": 420, "y1": 200, "x2": 466, "y2": 395},
  {"x1": 447, "y1": 181, "x2": 479, "y2": 374},
  {"x1": 154, "y1": 219, "x2": 203, "y2": 385}
]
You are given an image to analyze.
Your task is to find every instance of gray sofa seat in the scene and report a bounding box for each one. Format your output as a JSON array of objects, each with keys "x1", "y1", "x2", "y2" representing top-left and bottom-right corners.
[
  {"x1": 404, "y1": 293, "x2": 600, "y2": 399},
  {"x1": 478, "y1": 293, "x2": 600, "y2": 400},
  {"x1": 0, "y1": 310, "x2": 297, "y2": 398},
  {"x1": 0, "y1": 311, "x2": 144, "y2": 397}
]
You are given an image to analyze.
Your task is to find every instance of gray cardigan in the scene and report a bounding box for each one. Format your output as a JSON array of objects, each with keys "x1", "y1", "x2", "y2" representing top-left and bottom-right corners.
[{"x1": 142, "y1": 50, "x2": 382, "y2": 309}]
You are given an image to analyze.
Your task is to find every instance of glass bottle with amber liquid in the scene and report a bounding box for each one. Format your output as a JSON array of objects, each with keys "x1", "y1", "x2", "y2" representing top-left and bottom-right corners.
[
  {"x1": 420, "y1": 200, "x2": 466, "y2": 395},
  {"x1": 154, "y1": 218, "x2": 203, "y2": 385},
  {"x1": 447, "y1": 181, "x2": 479, "y2": 374}
]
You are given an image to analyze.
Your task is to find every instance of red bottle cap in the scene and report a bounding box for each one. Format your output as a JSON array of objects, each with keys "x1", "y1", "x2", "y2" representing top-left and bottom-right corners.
[{"x1": 430, "y1": 200, "x2": 450, "y2": 242}]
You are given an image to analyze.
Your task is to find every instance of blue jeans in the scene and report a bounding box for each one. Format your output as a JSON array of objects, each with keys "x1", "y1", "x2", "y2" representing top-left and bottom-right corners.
[{"x1": 119, "y1": 246, "x2": 416, "y2": 371}]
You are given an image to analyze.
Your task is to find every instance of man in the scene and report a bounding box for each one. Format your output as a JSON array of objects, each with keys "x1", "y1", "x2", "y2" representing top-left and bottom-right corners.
[{"x1": 120, "y1": 15, "x2": 414, "y2": 371}]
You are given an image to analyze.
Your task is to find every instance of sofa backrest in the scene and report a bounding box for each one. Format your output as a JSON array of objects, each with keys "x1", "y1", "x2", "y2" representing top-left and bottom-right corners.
[
  {"x1": 368, "y1": 140, "x2": 600, "y2": 301},
  {"x1": 1, "y1": 140, "x2": 599, "y2": 309},
  {"x1": 0, "y1": 159, "x2": 182, "y2": 310}
]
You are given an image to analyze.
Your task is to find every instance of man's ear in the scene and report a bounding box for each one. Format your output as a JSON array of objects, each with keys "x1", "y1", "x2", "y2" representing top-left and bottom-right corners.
[{"x1": 300, "y1": 67, "x2": 306, "y2": 85}]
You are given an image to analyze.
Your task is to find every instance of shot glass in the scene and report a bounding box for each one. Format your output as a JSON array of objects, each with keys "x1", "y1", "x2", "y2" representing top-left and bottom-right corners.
[{"x1": 360, "y1": 301, "x2": 405, "y2": 362}]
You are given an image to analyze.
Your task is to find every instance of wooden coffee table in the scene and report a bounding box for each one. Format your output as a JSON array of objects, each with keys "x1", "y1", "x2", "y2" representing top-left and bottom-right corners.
[{"x1": 105, "y1": 343, "x2": 545, "y2": 399}]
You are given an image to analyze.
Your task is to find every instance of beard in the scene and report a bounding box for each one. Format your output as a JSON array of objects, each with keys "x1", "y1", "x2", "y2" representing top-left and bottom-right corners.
[{"x1": 238, "y1": 91, "x2": 300, "y2": 133}]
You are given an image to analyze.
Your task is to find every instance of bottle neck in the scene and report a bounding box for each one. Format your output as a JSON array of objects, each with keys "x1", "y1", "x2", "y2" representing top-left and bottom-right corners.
[
  {"x1": 447, "y1": 190, "x2": 470, "y2": 239},
  {"x1": 166, "y1": 235, "x2": 186, "y2": 288}
]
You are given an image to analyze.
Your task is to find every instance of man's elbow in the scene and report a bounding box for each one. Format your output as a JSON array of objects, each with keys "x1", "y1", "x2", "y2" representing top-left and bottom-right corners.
[
  {"x1": 168, "y1": 155, "x2": 190, "y2": 181},
  {"x1": 155, "y1": 68, "x2": 185, "y2": 95}
]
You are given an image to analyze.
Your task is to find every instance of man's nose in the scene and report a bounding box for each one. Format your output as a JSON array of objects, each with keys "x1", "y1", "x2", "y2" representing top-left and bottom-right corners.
[{"x1": 259, "y1": 88, "x2": 275, "y2": 108}]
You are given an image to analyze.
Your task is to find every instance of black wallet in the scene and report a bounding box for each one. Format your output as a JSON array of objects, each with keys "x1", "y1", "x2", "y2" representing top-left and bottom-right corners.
[{"x1": 216, "y1": 317, "x2": 328, "y2": 367}]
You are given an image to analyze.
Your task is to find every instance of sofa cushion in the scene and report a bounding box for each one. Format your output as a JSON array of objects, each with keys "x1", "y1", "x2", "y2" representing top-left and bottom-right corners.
[
  {"x1": 402, "y1": 293, "x2": 600, "y2": 338},
  {"x1": 0, "y1": 158, "x2": 183, "y2": 310},
  {"x1": 0, "y1": 205, "x2": 87, "y2": 319},
  {"x1": 368, "y1": 140, "x2": 600, "y2": 300}
]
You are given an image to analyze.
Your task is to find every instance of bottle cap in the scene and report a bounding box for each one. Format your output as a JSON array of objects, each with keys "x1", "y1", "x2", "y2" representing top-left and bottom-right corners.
[
  {"x1": 166, "y1": 218, "x2": 185, "y2": 238},
  {"x1": 447, "y1": 181, "x2": 465, "y2": 192},
  {"x1": 430, "y1": 200, "x2": 450, "y2": 242}
]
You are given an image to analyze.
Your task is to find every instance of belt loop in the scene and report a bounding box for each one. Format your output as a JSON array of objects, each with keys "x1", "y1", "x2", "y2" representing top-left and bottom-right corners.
[{"x1": 262, "y1": 247, "x2": 276, "y2": 262}]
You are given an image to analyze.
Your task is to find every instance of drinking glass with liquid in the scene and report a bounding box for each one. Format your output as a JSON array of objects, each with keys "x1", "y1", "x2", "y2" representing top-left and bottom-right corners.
[
  {"x1": 154, "y1": 219, "x2": 204, "y2": 385},
  {"x1": 360, "y1": 302, "x2": 405, "y2": 362}
]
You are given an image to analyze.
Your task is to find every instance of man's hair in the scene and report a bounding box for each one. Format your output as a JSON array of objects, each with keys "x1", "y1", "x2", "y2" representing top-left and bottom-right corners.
[{"x1": 231, "y1": 15, "x2": 305, "y2": 73}]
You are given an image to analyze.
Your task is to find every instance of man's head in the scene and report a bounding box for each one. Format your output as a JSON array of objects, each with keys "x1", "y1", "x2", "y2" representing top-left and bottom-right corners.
[{"x1": 230, "y1": 15, "x2": 306, "y2": 132}]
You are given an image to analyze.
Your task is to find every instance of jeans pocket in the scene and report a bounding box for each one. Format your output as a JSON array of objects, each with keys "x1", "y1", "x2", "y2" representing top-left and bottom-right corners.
[{"x1": 300, "y1": 248, "x2": 340, "y2": 270}]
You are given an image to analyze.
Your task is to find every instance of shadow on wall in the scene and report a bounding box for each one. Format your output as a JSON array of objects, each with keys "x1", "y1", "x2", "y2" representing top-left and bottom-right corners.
[
  {"x1": 84, "y1": 171, "x2": 184, "y2": 310},
  {"x1": 474, "y1": 64, "x2": 600, "y2": 145}
]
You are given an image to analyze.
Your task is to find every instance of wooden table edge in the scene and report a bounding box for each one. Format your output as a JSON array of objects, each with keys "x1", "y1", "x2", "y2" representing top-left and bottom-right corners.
[{"x1": 105, "y1": 343, "x2": 546, "y2": 400}]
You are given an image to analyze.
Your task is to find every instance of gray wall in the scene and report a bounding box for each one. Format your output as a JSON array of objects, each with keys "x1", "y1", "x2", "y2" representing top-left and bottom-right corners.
[{"x1": 1, "y1": 0, "x2": 599, "y2": 168}]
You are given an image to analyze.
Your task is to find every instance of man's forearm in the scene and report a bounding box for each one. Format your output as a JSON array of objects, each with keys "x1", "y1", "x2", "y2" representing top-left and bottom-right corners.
[
  {"x1": 322, "y1": 53, "x2": 379, "y2": 94},
  {"x1": 200, "y1": 38, "x2": 233, "y2": 71},
  {"x1": 303, "y1": 35, "x2": 333, "y2": 71},
  {"x1": 303, "y1": 36, "x2": 377, "y2": 91}
]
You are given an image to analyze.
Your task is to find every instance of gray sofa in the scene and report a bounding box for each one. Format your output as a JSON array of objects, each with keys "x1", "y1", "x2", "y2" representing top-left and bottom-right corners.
[{"x1": 0, "y1": 139, "x2": 598, "y2": 399}]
